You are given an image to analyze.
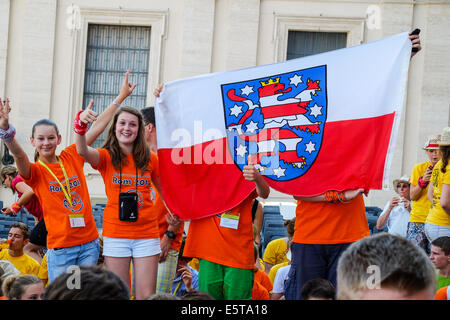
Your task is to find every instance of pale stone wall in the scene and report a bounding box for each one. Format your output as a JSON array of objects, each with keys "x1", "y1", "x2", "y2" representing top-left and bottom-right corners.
[{"x1": 0, "y1": 0, "x2": 449, "y2": 211}]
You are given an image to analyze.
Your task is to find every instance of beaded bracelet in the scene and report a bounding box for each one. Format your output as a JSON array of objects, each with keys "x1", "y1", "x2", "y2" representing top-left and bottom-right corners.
[
  {"x1": 0, "y1": 124, "x2": 16, "y2": 142},
  {"x1": 324, "y1": 191, "x2": 346, "y2": 203}
]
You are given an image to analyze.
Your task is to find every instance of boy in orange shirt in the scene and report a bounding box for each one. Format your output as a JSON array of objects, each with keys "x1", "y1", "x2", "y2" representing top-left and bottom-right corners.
[{"x1": 183, "y1": 163, "x2": 270, "y2": 300}]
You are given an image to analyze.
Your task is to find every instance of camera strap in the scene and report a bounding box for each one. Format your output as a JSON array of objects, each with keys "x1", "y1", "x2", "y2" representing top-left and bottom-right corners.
[{"x1": 119, "y1": 164, "x2": 138, "y2": 193}]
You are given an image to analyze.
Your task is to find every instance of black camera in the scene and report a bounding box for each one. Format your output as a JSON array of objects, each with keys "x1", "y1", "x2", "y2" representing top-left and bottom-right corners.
[{"x1": 118, "y1": 192, "x2": 139, "y2": 222}]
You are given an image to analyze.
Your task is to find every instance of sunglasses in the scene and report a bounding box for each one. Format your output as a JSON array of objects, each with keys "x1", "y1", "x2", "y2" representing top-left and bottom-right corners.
[{"x1": 397, "y1": 184, "x2": 409, "y2": 189}]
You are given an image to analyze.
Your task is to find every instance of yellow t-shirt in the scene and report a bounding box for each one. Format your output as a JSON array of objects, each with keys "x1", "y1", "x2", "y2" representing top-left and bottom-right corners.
[
  {"x1": 268, "y1": 261, "x2": 290, "y2": 285},
  {"x1": 0, "y1": 249, "x2": 40, "y2": 276},
  {"x1": 426, "y1": 160, "x2": 450, "y2": 227},
  {"x1": 409, "y1": 161, "x2": 433, "y2": 223},
  {"x1": 263, "y1": 237, "x2": 289, "y2": 266},
  {"x1": 38, "y1": 254, "x2": 49, "y2": 286}
]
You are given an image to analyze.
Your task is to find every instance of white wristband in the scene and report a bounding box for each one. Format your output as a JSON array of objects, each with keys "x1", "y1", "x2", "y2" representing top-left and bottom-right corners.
[{"x1": 113, "y1": 99, "x2": 121, "y2": 107}]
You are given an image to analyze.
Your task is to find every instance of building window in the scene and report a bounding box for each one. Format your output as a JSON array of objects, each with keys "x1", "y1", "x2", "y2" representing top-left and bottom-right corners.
[
  {"x1": 83, "y1": 24, "x2": 151, "y2": 147},
  {"x1": 286, "y1": 31, "x2": 347, "y2": 60}
]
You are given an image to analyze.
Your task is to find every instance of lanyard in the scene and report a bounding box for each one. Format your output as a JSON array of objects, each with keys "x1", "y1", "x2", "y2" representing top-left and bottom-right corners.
[
  {"x1": 38, "y1": 157, "x2": 73, "y2": 208},
  {"x1": 172, "y1": 280, "x2": 181, "y2": 295}
]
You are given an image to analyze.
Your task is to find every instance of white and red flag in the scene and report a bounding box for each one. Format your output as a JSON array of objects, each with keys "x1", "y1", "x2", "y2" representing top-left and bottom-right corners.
[{"x1": 155, "y1": 32, "x2": 412, "y2": 220}]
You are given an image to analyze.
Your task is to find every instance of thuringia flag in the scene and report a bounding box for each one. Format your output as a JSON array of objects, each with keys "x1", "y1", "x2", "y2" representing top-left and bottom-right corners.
[
  {"x1": 155, "y1": 32, "x2": 412, "y2": 220},
  {"x1": 222, "y1": 65, "x2": 327, "y2": 182}
]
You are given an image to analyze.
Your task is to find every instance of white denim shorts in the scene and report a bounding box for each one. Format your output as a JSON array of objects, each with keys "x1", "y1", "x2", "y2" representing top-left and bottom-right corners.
[{"x1": 103, "y1": 237, "x2": 161, "y2": 258}]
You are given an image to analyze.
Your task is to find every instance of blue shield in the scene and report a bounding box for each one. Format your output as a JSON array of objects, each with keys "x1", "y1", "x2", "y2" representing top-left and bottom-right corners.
[{"x1": 220, "y1": 65, "x2": 327, "y2": 181}]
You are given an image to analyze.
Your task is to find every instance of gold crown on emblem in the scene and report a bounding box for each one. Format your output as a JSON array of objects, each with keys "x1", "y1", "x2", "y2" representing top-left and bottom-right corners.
[{"x1": 260, "y1": 77, "x2": 280, "y2": 86}]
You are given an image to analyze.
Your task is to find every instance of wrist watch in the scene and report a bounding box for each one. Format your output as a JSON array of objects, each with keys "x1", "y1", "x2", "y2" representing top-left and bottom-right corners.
[{"x1": 165, "y1": 230, "x2": 176, "y2": 239}]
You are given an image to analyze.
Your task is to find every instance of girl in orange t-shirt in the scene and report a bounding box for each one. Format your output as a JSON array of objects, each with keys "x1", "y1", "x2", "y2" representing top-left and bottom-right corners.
[
  {"x1": 0, "y1": 72, "x2": 135, "y2": 283},
  {"x1": 75, "y1": 106, "x2": 163, "y2": 300}
]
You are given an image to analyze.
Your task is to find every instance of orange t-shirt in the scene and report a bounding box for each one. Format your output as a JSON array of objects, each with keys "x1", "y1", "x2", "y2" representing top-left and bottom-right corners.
[
  {"x1": 93, "y1": 149, "x2": 160, "y2": 239},
  {"x1": 252, "y1": 269, "x2": 273, "y2": 300},
  {"x1": 24, "y1": 144, "x2": 98, "y2": 249},
  {"x1": 434, "y1": 286, "x2": 449, "y2": 300},
  {"x1": 293, "y1": 194, "x2": 369, "y2": 244},
  {"x1": 183, "y1": 192, "x2": 257, "y2": 269},
  {"x1": 151, "y1": 183, "x2": 184, "y2": 251}
]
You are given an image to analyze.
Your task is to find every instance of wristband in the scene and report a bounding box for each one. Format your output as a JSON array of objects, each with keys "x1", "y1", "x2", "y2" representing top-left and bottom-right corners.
[
  {"x1": 73, "y1": 110, "x2": 88, "y2": 135},
  {"x1": 9, "y1": 202, "x2": 21, "y2": 215},
  {"x1": 418, "y1": 176, "x2": 429, "y2": 189},
  {"x1": 0, "y1": 124, "x2": 16, "y2": 142},
  {"x1": 113, "y1": 99, "x2": 121, "y2": 107},
  {"x1": 324, "y1": 191, "x2": 346, "y2": 203}
]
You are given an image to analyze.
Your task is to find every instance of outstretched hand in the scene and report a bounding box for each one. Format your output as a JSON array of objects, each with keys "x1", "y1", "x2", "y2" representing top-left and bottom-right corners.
[
  {"x1": 343, "y1": 188, "x2": 365, "y2": 201},
  {"x1": 0, "y1": 98, "x2": 11, "y2": 130},
  {"x1": 153, "y1": 83, "x2": 164, "y2": 98},
  {"x1": 79, "y1": 99, "x2": 97, "y2": 124},
  {"x1": 118, "y1": 70, "x2": 137, "y2": 102},
  {"x1": 409, "y1": 32, "x2": 421, "y2": 58}
]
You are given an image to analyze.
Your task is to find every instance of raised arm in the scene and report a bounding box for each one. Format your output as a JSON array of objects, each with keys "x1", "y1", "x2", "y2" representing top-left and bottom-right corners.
[
  {"x1": 85, "y1": 70, "x2": 137, "y2": 146},
  {"x1": 0, "y1": 98, "x2": 31, "y2": 179},
  {"x1": 243, "y1": 164, "x2": 270, "y2": 199},
  {"x1": 294, "y1": 188, "x2": 364, "y2": 202},
  {"x1": 74, "y1": 99, "x2": 101, "y2": 166}
]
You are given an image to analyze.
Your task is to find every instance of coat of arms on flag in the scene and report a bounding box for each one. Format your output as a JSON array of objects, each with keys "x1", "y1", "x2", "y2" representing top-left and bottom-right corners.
[{"x1": 221, "y1": 65, "x2": 327, "y2": 181}]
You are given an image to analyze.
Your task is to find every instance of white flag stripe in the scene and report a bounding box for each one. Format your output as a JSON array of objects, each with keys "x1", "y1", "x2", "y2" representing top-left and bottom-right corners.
[{"x1": 156, "y1": 33, "x2": 411, "y2": 149}]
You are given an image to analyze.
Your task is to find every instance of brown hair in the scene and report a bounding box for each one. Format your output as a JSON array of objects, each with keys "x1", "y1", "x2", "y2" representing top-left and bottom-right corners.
[
  {"x1": 31, "y1": 119, "x2": 60, "y2": 162},
  {"x1": 101, "y1": 107, "x2": 150, "y2": 173},
  {"x1": 10, "y1": 222, "x2": 31, "y2": 240},
  {"x1": 1, "y1": 166, "x2": 18, "y2": 193},
  {"x1": 2, "y1": 275, "x2": 42, "y2": 300},
  {"x1": 440, "y1": 146, "x2": 450, "y2": 174},
  {"x1": 284, "y1": 217, "x2": 296, "y2": 239}
]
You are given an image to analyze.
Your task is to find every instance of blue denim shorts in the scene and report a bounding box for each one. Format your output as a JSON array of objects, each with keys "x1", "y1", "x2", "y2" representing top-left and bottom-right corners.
[{"x1": 46, "y1": 239, "x2": 100, "y2": 283}]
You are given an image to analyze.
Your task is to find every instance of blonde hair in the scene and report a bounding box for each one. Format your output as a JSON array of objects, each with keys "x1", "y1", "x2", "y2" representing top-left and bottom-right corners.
[{"x1": 2, "y1": 274, "x2": 42, "y2": 300}]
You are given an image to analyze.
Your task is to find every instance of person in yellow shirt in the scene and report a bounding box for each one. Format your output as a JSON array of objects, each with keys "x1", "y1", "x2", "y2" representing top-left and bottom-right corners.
[
  {"x1": 408, "y1": 135, "x2": 441, "y2": 253},
  {"x1": 426, "y1": 127, "x2": 450, "y2": 242},
  {"x1": 262, "y1": 217, "x2": 295, "y2": 274},
  {"x1": 0, "y1": 222, "x2": 40, "y2": 276}
]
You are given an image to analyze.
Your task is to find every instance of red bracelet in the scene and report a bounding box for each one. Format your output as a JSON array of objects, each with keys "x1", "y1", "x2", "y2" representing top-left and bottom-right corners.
[
  {"x1": 418, "y1": 176, "x2": 429, "y2": 189},
  {"x1": 73, "y1": 110, "x2": 88, "y2": 135},
  {"x1": 9, "y1": 202, "x2": 21, "y2": 215}
]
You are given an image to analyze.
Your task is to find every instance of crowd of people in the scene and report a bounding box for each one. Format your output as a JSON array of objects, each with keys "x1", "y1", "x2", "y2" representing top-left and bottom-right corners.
[{"x1": 0, "y1": 31, "x2": 448, "y2": 301}]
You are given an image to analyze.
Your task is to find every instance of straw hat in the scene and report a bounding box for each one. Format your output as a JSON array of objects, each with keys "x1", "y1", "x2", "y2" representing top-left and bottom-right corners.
[
  {"x1": 438, "y1": 127, "x2": 450, "y2": 146},
  {"x1": 392, "y1": 175, "x2": 410, "y2": 193},
  {"x1": 423, "y1": 134, "x2": 441, "y2": 150}
]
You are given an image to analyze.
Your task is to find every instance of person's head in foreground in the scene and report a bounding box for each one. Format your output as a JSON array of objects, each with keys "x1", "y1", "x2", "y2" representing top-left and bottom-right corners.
[
  {"x1": 44, "y1": 265, "x2": 130, "y2": 300},
  {"x1": 301, "y1": 278, "x2": 335, "y2": 300},
  {"x1": 337, "y1": 233, "x2": 436, "y2": 300}
]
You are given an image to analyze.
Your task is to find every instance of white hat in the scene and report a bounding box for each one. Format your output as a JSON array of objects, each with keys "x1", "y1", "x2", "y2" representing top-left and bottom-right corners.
[{"x1": 393, "y1": 176, "x2": 410, "y2": 194}]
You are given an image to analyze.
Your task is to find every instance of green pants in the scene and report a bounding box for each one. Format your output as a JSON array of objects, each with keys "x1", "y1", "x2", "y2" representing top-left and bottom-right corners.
[{"x1": 198, "y1": 259, "x2": 254, "y2": 300}]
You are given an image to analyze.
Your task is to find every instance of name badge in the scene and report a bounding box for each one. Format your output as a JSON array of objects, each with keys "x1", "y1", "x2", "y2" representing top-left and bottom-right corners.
[
  {"x1": 69, "y1": 214, "x2": 86, "y2": 228},
  {"x1": 219, "y1": 212, "x2": 240, "y2": 230}
]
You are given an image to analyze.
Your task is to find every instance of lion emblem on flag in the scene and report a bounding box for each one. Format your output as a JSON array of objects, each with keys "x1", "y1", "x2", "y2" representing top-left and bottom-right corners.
[{"x1": 221, "y1": 65, "x2": 327, "y2": 181}]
